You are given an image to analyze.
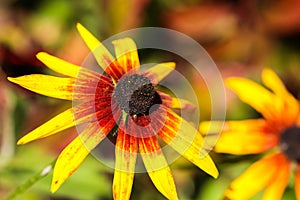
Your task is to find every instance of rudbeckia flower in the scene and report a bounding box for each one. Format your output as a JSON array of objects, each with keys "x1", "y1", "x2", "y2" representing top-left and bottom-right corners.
[
  {"x1": 200, "y1": 69, "x2": 300, "y2": 200},
  {"x1": 8, "y1": 23, "x2": 218, "y2": 200}
]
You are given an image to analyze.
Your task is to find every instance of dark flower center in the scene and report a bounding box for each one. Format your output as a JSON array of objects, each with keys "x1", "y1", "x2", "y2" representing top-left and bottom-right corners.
[
  {"x1": 279, "y1": 126, "x2": 300, "y2": 162},
  {"x1": 113, "y1": 74, "x2": 161, "y2": 116}
]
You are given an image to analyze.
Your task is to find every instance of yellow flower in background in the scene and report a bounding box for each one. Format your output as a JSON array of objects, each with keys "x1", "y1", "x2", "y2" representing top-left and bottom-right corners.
[
  {"x1": 8, "y1": 23, "x2": 218, "y2": 200},
  {"x1": 201, "y1": 69, "x2": 300, "y2": 200}
]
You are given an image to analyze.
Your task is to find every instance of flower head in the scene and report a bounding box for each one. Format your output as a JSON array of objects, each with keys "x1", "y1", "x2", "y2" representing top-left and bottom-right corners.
[
  {"x1": 201, "y1": 69, "x2": 300, "y2": 200},
  {"x1": 9, "y1": 23, "x2": 218, "y2": 200}
]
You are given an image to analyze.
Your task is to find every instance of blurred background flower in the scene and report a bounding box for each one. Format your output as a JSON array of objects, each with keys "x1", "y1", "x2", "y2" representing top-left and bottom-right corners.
[{"x1": 1, "y1": 0, "x2": 300, "y2": 199}]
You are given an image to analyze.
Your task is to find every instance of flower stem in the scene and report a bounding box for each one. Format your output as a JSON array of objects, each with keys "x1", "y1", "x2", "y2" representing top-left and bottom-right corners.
[{"x1": 5, "y1": 160, "x2": 56, "y2": 200}]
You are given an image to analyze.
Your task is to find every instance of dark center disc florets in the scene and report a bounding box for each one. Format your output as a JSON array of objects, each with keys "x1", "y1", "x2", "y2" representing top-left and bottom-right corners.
[
  {"x1": 113, "y1": 74, "x2": 162, "y2": 116},
  {"x1": 279, "y1": 126, "x2": 300, "y2": 162}
]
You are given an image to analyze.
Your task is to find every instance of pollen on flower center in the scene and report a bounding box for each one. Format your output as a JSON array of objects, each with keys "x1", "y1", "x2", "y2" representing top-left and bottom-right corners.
[
  {"x1": 279, "y1": 126, "x2": 300, "y2": 162},
  {"x1": 113, "y1": 74, "x2": 162, "y2": 116}
]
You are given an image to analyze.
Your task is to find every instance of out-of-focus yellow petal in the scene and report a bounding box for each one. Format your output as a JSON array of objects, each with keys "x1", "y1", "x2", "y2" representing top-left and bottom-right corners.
[
  {"x1": 8, "y1": 75, "x2": 75, "y2": 100},
  {"x1": 295, "y1": 165, "x2": 300, "y2": 200},
  {"x1": 139, "y1": 136, "x2": 178, "y2": 200},
  {"x1": 51, "y1": 116, "x2": 115, "y2": 193},
  {"x1": 158, "y1": 91, "x2": 196, "y2": 110},
  {"x1": 226, "y1": 77, "x2": 283, "y2": 123},
  {"x1": 113, "y1": 125, "x2": 137, "y2": 200},
  {"x1": 262, "y1": 68, "x2": 300, "y2": 126},
  {"x1": 155, "y1": 106, "x2": 218, "y2": 178},
  {"x1": 262, "y1": 68, "x2": 289, "y2": 97},
  {"x1": 17, "y1": 101, "x2": 112, "y2": 144},
  {"x1": 224, "y1": 153, "x2": 285, "y2": 200},
  {"x1": 200, "y1": 120, "x2": 278, "y2": 155},
  {"x1": 112, "y1": 38, "x2": 140, "y2": 73},
  {"x1": 36, "y1": 52, "x2": 80, "y2": 78},
  {"x1": 143, "y1": 62, "x2": 175, "y2": 85},
  {"x1": 262, "y1": 157, "x2": 290, "y2": 200},
  {"x1": 76, "y1": 23, "x2": 123, "y2": 80}
]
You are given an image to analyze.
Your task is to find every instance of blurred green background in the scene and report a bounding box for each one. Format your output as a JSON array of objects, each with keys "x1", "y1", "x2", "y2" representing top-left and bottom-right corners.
[{"x1": 1, "y1": 0, "x2": 300, "y2": 199}]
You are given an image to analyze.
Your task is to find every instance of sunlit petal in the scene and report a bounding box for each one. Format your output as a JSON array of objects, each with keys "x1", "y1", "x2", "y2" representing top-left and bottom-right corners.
[
  {"x1": 158, "y1": 91, "x2": 196, "y2": 110},
  {"x1": 76, "y1": 23, "x2": 123, "y2": 80},
  {"x1": 8, "y1": 75, "x2": 75, "y2": 100},
  {"x1": 143, "y1": 62, "x2": 175, "y2": 85},
  {"x1": 262, "y1": 68, "x2": 289, "y2": 97},
  {"x1": 37, "y1": 52, "x2": 111, "y2": 81},
  {"x1": 154, "y1": 106, "x2": 218, "y2": 178},
  {"x1": 36, "y1": 52, "x2": 81, "y2": 78},
  {"x1": 224, "y1": 153, "x2": 285, "y2": 200},
  {"x1": 262, "y1": 68, "x2": 300, "y2": 126},
  {"x1": 200, "y1": 120, "x2": 278, "y2": 155},
  {"x1": 262, "y1": 158, "x2": 290, "y2": 200},
  {"x1": 113, "y1": 123, "x2": 138, "y2": 200},
  {"x1": 17, "y1": 101, "x2": 113, "y2": 144},
  {"x1": 226, "y1": 77, "x2": 283, "y2": 123},
  {"x1": 51, "y1": 116, "x2": 116, "y2": 193},
  {"x1": 112, "y1": 38, "x2": 140, "y2": 73},
  {"x1": 139, "y1": 136, "x2": 178, "y2": 200},
  {"x1": 8, "y1": 73, "x2": 114, "y2": 101}
]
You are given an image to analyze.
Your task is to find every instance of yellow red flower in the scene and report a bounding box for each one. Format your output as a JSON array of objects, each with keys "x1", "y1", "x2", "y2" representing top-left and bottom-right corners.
[
  {"x1": 8, "y1": 23, "x2": 218, "y2": 200},
  {"x1": 200, "y1": 69, "x2": 300, "y2": 200}
]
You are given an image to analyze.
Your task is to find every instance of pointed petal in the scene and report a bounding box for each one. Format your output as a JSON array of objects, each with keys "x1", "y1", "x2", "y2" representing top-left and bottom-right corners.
[
  {"x1": 143, "y1": 62, "x2": 175, "y2": 85},
  {"x1": 158, "y1": 91, "x2": 196, "y2": 110},
  {"x1": 76, "y1": 23, "x2": 123, "y2": 80},
  {"x1": 51, "y1": 115, "x2": 116, "y2": 192},
  {"x1": 296, "y1": 164, "x2": 300, "y2": 200},
  {"x1": 155, "y1": 106, "x2": 218, "y2": 178},
  {"x1": 112, "y1": 38, "x2": 140, "y2": 73},
  {"x1": 262, "y1": 68, "x2": 300, "y2": 126},
  {"x1": 224, "y1": 153, "x2": 286, "y2": 200},
  {"x1": 113, "y1": 124, "x2": 137, "y2": 200},
  {"x1": 17, "y1": 101, "x2": 113, "y2": 144},
  {"x1": 8, "y1": 75, "x2": 75, "y2": 100},
  {"x1": 139, "y1": 136, "x2": 178, "y2": 200},
  {"x1": 262, "y1": 158, "x2": 290, "y2": 200},
  {"x1": 37, "y1": 52, "x2": 110, "y2": 81},
  {"x1": 200, "y1": 120, "x2": 278, "y2": 155},
  {"x1": 36, "y1": 52, "x2": 81, "y2": 78},
  {"x1": 262, "y1": 68, "x2": 289, "y2": 97},
  {"x1": 226, "y1": 77, "x2": 283, "y2": 123},
  {"x1": 8, "y1": 73, "x2": 113, "y2": 101}
]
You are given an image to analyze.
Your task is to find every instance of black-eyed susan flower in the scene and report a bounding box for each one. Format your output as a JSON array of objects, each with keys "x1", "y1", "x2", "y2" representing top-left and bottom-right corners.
[
  {"x1": 8, "y1": 23, "x2": 218, "y2": 200},
  {"x1": 200, "y1": 69, "x2": 300, "y2": 200}
]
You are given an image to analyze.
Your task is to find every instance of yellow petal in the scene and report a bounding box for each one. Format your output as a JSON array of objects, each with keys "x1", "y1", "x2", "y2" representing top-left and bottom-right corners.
[
  {"x1": 143, "y1": 62, "x2": 175, "y2": 85},
  {"x1": 296, "y1": 165, "x2": 300, "y2": 200},
  {"x1": 36, "y1": 52, "x2": 80, "y2": 78},
  {"x1": 76, "y1": 23, "x2": 123, "y2": 80},
  {"x1": 8, "y1": 75, "x2": 75, "y2": 100},
  {"x1": 226, "y1": 77, "x2": 282, "y2": 123},
  {"x1": 8, "y1": 73, "x2": 111, "y2": 101},
  {"x1": 262, "y1": 68, "x2": 289, "y2": 97},
  {"x1": 112, "y1": 38, "x2": 140, "y2": 73},
  {"x1": 139, "y1": 136, "x2": 178, "y2": 200},
  {"x1": 262, "y1": 68, "x2": 300, "y2": 126},
  {"x1": 158, "y1": 91, "x2": 196, "y2": 110},
  {"x1": 17, "y1": 101, "x2": 111, "y2": 144},
  {"x1": 200, "y1": 120, "x2": 278, "y2": 155},
  {"x1": 224, "y1": 153, "x2": 285, "y2": 200},
  {"x1": 51, "y1": 117, "x2": 115, "y2": 192},
  {"x1": 262, "y1": 157, "x2": 290, "y2": 200},
  {"x1": 113, "y1": 127, "x2": 137, "y2": 200},
  {"x1": 156, "y1": 106, "x2": 218, "y2": 178}
]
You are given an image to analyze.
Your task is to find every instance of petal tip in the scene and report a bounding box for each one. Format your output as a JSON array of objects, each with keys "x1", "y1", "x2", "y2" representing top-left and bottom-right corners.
[
  {"x1": 36, "y1": 52, "x2": 47, "y2": 60},
  {"x1": 16, "y1": 139, "x2": 24, "y2": 145},
  {"x1": 50, "y1": 181, "x2": 59, "y2": 193}
]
